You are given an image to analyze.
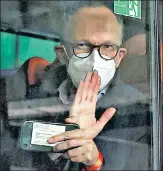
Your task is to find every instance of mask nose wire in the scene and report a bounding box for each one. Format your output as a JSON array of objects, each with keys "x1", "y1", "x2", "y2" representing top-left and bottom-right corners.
[{"x1": 91, "y1": 49, "x2": 99, "y2": 72}]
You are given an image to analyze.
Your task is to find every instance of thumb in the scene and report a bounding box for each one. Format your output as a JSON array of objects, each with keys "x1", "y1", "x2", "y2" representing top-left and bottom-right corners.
[
  {"x1": 97, "y1": 107, "x2": 116, "y2": 128},
  {"x1": 65, "y1": 117, "x2": 77, "y2": 124},
  {"x1": 89, "y1": 107, "x2": 116, "y2": 138}
]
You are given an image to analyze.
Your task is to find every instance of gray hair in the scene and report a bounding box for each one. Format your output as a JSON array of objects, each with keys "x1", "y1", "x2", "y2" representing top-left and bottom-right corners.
[
  {"x1": 115, "y1": 14, "x2": 124, "y2": 43},
  {"x1": 62, "y1": 4, "x2": 124, "y2": 44}
]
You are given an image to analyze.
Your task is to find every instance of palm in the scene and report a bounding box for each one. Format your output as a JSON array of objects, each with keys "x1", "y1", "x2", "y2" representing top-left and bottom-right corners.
[{"x1": 70, "y1": 101, "x2": 96, "y2": 129}]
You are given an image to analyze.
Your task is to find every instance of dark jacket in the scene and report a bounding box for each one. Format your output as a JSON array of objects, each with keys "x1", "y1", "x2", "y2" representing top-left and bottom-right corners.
[{"x1": 2, "y1": 65, "x2": 151, "y2": 170}]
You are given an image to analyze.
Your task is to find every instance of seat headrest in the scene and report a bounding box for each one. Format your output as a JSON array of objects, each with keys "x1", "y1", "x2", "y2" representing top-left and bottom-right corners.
[{"x1": 27, "y1": 57, "x2": 49, "y2": 85}]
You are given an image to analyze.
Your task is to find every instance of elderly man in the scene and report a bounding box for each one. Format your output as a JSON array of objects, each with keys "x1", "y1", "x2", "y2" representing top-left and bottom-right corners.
[
  {"x1": 46, "y1": 5, "x2": 126, "y2": 168},
  {"x1": 4, "y1": 4, "x2": 149, "y2": 171},
  {"x1": 39, "y1": 5, "x2": 148, "y2": 170}
]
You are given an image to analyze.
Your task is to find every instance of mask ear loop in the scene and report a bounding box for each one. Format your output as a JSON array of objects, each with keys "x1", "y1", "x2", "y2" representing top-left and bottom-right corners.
[
  {"x1": 62, "y1": 45, "x2": 74, "y2": 92},
  {"x1": 62, "y1": 45, "x2": 71, "y2": 61},
  {"x1": 115, "y1": 60, "x2": 119, "y2": 68}
]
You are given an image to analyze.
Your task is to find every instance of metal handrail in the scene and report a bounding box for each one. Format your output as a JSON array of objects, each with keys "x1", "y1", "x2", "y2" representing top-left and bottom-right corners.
[{"x1": 1, "y1": 27, "x2": 60, "y2": 42}]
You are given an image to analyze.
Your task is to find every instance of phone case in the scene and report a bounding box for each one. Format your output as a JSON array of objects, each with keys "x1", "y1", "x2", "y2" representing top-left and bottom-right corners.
[{"x1": 19, "y1": 121, "x2": 79, "y2": 152}]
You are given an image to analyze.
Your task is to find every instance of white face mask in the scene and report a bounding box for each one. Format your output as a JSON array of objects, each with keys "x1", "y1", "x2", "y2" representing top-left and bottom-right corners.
[{"x1": 67, "y1": 50, "x2": 116, "y2": 91}]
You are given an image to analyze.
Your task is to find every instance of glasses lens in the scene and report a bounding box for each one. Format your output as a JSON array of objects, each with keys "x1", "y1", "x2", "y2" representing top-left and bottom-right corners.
[
  {"x1": 100, "y1": 43, "x2": 118, "y2": 59},
  {"x1": 73, "y1": 42, "x2": 91, "y2": 58}
]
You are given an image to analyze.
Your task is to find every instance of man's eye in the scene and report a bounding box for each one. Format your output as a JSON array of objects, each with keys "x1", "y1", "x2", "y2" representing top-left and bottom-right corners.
[
  {"x1": 103, "y1": 44, "x2": 117, "y2": 51},
  {"x1": 77, "y1": 43, "x2": 89, "y2": 49},
  {"x1": 78, "y1": 43, "x2": 85, "y2": 46},
  {"x1": 103, "y1": 44, "x2": 113, "y2": 48}
]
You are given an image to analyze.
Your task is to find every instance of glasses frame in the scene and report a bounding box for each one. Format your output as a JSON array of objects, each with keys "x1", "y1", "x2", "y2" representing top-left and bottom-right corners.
[{"x1": 62, "y1": 41, "x2": 121, "y2": 61}]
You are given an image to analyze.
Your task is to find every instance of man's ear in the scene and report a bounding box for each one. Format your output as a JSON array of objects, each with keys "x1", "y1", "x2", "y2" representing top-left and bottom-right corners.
[
  {"x1": 116, "y1": 48, "x2": 127, "y2": 67},
  {"x1": 54, "y1": 45, "x2": 67, "y2": 65}
]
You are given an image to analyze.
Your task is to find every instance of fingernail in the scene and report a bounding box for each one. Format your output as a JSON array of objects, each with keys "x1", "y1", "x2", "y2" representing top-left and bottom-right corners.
[
  {"x1": 64, "y1": 136, "x2": 70, "y2": 140},
  {"x1": 48, "y1": 138, "x2": 54, "y2": 143},
  {"x1": 94, "y1": 70, "x2": 98, "y2": 74},
  {"x1": 112, "y1": 107, "x2": 116, "y2": 113}
]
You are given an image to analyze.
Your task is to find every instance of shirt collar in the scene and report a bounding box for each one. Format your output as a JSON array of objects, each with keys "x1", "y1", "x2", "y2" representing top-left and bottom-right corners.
[
  {"x1": 58, "y1": 79, "x2": 71, "y2": 104},
  {"x1": 58, "y1": 79, "x2": 107, "y2": 104}
]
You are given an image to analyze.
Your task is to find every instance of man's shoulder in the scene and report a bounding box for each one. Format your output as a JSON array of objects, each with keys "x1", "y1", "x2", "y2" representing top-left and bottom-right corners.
[
  {"x1": 39, "y1": 65, "x2": 67, "y2": 96},
  {"x1": 112, "y1": 80, "x2": 143, "y2": 97},
  {"x1": 98, "y1": 80, "x2": 146, "y2": 109}
]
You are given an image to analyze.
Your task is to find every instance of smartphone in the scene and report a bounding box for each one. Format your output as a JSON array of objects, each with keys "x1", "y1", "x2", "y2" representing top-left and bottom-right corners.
[{"x1": 19, "y1": 121, "x2": 79, "y2": 152}]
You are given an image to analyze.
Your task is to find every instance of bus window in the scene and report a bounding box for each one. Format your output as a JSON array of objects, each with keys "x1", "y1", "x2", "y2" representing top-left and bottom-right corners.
[
  {"x1": 18, "y1": 35, "x2": 59, "y2": 66},
  {"x1": 0, "y1": 1, "x2": 162, "y2": 171},
  {"x1": 0, "y1": 31, "x2": 60, "y2": 70},
  {"x1": 0, "y1": 32, "x2": 16, "y2": 69}
]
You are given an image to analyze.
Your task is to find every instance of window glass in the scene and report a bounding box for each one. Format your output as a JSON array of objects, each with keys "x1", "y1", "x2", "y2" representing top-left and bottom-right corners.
[
  {"x1": 1, "y1": 1, "x2": 162, "y2": 171},
  {"x1": 0, "y1": 32, "x2": 59, "y2": 70},
  {"x1": 18, "y1": 36, "x2": 59, "y2": 66},
  {"x1": 0, "y1": 32, "x2": 15, "y2": 69}
]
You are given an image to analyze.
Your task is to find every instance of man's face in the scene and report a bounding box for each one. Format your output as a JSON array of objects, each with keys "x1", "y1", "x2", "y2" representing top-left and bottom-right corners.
[
  {"x1": 56, "y1": 9, "x2": 127, "y2": 68},
  {"x1": 70, "y1": 10, "x2": 127, "y2": 68}
]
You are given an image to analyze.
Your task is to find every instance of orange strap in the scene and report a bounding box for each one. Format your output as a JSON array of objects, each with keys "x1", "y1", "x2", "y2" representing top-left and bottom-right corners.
[{"x1": 83, "y1": 151, "x2": 103, "y2": 171}]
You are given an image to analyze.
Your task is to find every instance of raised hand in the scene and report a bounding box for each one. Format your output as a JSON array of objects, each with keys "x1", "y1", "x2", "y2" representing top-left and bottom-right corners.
[
  {"x1": 65, "y1": 71, "x2": 100, "y2": 128},
  {"x1": 65, "y1": 71, "x2": 116, "y2": 132}
]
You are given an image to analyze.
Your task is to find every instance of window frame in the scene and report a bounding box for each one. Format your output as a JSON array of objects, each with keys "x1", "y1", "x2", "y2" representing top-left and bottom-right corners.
[{"x1": 149, "y1": 0, "x2": 163, "y2": 170}]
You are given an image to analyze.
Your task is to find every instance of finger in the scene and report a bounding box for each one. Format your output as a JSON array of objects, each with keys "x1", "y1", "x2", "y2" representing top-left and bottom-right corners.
[
  {"x1": 92, "y1": 108, "x2": 116, "y2": 136},
  {"x1": 87, "y1": 71, "x2": 98, "y2": 101},
  {"x1": 48, "y1": 129, "x2": 85, "y2": 144},
  {"x1": 71, "y1": 154, "x2": 86, "y2": 163},
  {"x1": 71, "y1": 153, "x2": 93, "y2": 164},
  {"x1": 64, "y1": 117, "x2": 76, "y2": 124},
  {"x1": 67, "y1": 146, "x2": 85, "y2": 158},
  {"x1": 82, "y1": 72, "x2": 93, "y2": 101},
  {"x1": 54, "y1": 139, "x2": 89, "y2": 151},
  {"x1": 74, "y1": 81, "x2": 84, "y2": 104},
  {"x1": 92, "y1": 76, "x2": 101, "y2": 103}
]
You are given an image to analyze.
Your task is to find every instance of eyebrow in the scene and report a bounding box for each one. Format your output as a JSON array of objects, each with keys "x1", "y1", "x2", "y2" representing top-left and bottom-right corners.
[
  {"x1": 73, "y1": 39, "x2": 90, "y2": 43},
  {"x1": 74, "y1": 39, "x2": 121, "y2": 46},
  {"x1": 74, "y1": 39, "x2": 120, "y2": 46}
]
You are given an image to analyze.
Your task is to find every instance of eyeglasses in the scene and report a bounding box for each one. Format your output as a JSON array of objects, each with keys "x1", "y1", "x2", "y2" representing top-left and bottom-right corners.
[{"x1": 70, "y1": 41, "x2": 120, "y2": 60}]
